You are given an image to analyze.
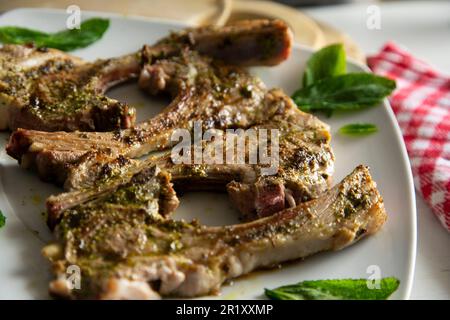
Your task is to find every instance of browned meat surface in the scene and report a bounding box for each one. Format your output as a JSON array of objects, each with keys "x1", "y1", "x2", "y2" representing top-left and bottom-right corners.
[
  {"x1": 157, "y1": 108, "x2": 333, "y2": 220},
  {"x1": 43, "y1": 165, "x2": 386, "y2": 299},
  {"x1": 161, "y1": 19, "x2": 293, "y2": 66},
  {"x1": 0, "y1": 44, "x2": 138, "y2": 131},
  {"x1": 46, "y1": 106, "x2": 334, "y2": 226},
  {"x1": 46, "y1": 153, "x2": 148, "y2": 229}
]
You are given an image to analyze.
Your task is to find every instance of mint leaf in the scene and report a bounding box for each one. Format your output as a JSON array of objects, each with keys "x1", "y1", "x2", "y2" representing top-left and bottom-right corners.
[
  {"x1": 0, "y1": 18, "x2": 109, "y2": 51},
  {"x1": 339, "y1": 123, "x2": 378, "y2": 136},
  {"x1": 45, "y1": 18, "x2": 110, "y2": 51},
  {"x1": 0, "y1": 27, "x2": 48, "y2": 45},
  {"x1": 293, "y1": 73, "x2": 396, "y2": 115},
  {"x1": 265, "y1": 277, "x2": 400, "y2": 300},
  {"x1": 303, "y1": 44, "x2": 347, "y2": 87},
  {"x1": 0, "y1": 210, "x2": 5, "y2": 228}
]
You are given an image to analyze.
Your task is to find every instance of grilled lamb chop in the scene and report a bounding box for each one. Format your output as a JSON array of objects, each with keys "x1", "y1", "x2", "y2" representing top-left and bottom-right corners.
[
  {"x1": 0, "y1": 44, "x2": 139, "y2": 131},
  {"x1": 6, "y1": 19, "x2": 297, "y2": 177},
  {"x1": 42, "y1": 165, "x2": 386, "y2": 299},
  {"x1": 45, "y1": 105, "x2": 334, "y2": 227}
]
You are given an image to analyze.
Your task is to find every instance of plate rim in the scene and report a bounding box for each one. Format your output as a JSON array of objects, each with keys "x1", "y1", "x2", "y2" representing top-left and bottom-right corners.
[{"x1": 0, "y1": 7, "x2": 417, "y2": 300}]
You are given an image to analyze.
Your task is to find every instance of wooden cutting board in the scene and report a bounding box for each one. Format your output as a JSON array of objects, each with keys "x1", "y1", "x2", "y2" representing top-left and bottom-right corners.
[
  {"x1": 0, "y1": 0, "x2": 365, "y2": 63},
  {"x1": 0, "y1": 0, "x2": 231, "y2": 25}
]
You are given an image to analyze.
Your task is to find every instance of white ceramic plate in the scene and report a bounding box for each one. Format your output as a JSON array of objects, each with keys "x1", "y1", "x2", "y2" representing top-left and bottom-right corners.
[{"x1": 0, "y1": 8, "x2": 416, "y2": 300}]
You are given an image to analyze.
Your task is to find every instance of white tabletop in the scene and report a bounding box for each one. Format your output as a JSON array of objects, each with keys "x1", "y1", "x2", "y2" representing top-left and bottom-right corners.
[{"x1": 304, "y1": 0, "x2": 450, "y2": 300}]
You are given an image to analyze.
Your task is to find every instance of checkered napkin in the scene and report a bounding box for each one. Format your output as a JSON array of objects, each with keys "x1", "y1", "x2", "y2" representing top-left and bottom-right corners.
[{"x1": 367, "y1": 42, "x2": 450, "y2": 231}]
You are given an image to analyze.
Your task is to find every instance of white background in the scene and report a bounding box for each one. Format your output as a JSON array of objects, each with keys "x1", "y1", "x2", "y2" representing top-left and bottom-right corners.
[{"x1": 304, "y1": 0, "x2": 450, "y2": 300}]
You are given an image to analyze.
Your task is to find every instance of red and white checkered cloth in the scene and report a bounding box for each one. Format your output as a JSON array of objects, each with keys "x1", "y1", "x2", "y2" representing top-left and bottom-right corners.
[{"x1": 367, "y1": 42, "x2": 450, "y2": 231}]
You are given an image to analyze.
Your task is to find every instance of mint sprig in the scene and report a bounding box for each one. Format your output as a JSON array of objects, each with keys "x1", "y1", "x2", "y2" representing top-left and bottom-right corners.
[
  {"x1": 265, "y1": 277, "x2": 400, "y2": 300},
  {"x1": 293, "y1": 73, "x2": 395, "y2": 116},
  {"x1": 0, "y1": 18, "x2": 109, "y2": 51},
  {"x1": 293, "y1": 44, "x2": 396, "y2": 116}
]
